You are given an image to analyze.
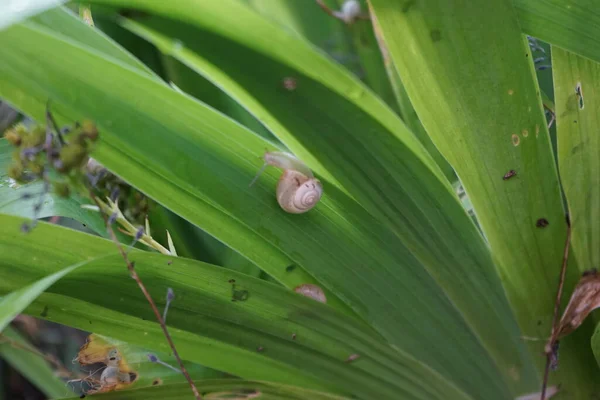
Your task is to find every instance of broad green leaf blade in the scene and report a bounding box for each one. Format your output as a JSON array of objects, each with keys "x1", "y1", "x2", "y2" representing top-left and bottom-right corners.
[
  {"x1": 0, "y1": 214, "x2": 472, "y2": 400},
  {"x1": 515, "y1": 0, "x2": 600, "y2": 64},
  {"x1": 244, "y1": 0, "x2": 455, "y2": 183},
  {"x1": 370, "y1": 9, "x2": 456, "y2": 183},
  {"x1": 1, "y1": 14, "x2": 530, "y2": 399},
  {"x1": 64, "y1": 380, "x2": 351, "y2": 400},
  {"x1": 0, "y1": 0, "x2": 66, "y2": 31},
  {"x1": 0, "y1": 253, "x2": 104, "y2": 332},
  {"x1": 147, "y1": 206, "x2": 263, "y2": 277},
  {"x1": 97, "y1": 3, "x2": 537, "y2": 398},
  {"x1": 553, "y1": 47, "x2": 600, "y2": 271},
  {"x1": 369, "y1": 0, "x2": 598, "y2": 395},
  {"x1": 31, "y1": 6, "x2": 154, "y2": 76},
  {"x1": 0, "y1": 326, "x2": 72, "y2": 399}
]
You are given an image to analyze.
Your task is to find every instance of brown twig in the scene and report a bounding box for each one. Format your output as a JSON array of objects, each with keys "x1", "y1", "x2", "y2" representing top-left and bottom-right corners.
[
  {"x1": 89, "y1": 193, "x2": 202, "y2": 400},
  {"x1": 540, "y1": 216, "x2": 572, "y2": 400},
  {"x1": 315, "y1": 0, "x2": 335, "y2": 17}
]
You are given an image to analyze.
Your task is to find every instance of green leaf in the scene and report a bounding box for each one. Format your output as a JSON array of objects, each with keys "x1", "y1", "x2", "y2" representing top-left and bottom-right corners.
[
  {"x1": 370, "y1": 10, "x2": 456, "y2": 183},
  {"x1": 0, "y1": 251, "x2": 105, "y2": 332},
  {"x1": 0, "y1": 0, "x2": 66, "y2": 31},
  {"x1": 106, "y1": 9, "x2": 536, "y2": 397},
  {"x1": 0, "y1": 10, "x2": 532, "y2": 399},
  {"x1": 515, "y1": 0, "x2": 600, "y2": 64},
  {"x1": 64, "y1": 380, "x2": 352, "y2": 400},
  {"x1": 30, "y1": 6, "x2": 154, "y2": 75},
  {"x1": 0, "y1": 214, "x2": 471, "y2": 400},
  {"x1": 553, "y1": 47, "x2": 600, "y2": 272},
  {"x1": 369, "y1": 0, "x2": 598, "y2": 395},
  {"x1": 0, "y1": 326, "x2": 72, "y2": 399}
]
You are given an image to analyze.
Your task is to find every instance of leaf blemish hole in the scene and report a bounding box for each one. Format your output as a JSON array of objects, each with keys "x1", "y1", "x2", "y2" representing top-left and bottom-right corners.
[
  {"x1": 522, "y1": 129, "x2": 528, "y2": 137},
  {"x1": 576, "y1": 82, "x2": 584, "y2": 110},
  {"x1": 511, "y1": 134, "x2": 520, "y2": 146}
]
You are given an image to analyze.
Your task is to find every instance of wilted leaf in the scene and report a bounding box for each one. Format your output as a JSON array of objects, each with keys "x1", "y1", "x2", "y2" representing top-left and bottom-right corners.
[{"x1": 551, "y1": 270, "x2": 600, "y2": 341}]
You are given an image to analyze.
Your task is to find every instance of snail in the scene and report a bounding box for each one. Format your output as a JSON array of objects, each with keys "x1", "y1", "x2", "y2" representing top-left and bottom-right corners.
[
  {"x1": 250, "y1": 152, "x2": 323, "y2": 214},
  {"x1": 316, "y1": 0, "x2": 368, "y2": 25}
]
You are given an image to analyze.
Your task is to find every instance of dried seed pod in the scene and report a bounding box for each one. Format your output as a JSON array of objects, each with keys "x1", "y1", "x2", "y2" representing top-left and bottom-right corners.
[{"x1": 294, "y1": 284, "x2": 327, "y2": 303}]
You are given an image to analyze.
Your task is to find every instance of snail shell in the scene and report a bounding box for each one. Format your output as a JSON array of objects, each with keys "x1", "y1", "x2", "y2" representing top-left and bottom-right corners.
[
  {"x1": 250, "y1": 151, "x2": 323, "y2": 214},
  {"x1": 340, "y1": 0, "x2": 361, "y2": 20},
  {"x1": 276, "y1": 170, "x2": 323, "y2": 214},
  {"x1": 294, "y1": 284, "x2": 327, "y2": 303}
]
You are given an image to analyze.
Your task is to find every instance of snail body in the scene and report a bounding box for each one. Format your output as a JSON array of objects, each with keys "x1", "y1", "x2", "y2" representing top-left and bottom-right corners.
[{"x1": 250, "y1": 152, "x2": 323, "y2": 214}]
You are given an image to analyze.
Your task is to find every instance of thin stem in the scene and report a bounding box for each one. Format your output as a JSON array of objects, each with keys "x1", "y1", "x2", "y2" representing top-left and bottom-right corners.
[
  {"x1": 315, "y1": 0, "x2": 335, "y2": 17},
  {"x1": 90, "y1": 193, "x2": 202, "y2": 400},
  {"x1": 540, "y1": 218, "x2": 572, "y2": 400}
]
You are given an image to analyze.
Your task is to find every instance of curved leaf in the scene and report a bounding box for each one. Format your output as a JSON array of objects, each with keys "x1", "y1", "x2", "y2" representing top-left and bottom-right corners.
[
  {"x1": 65, "y1": 379, "x2": 351, "y2": 400},
  {"x1": 369, "y1": 0, "x2": 598, "y2": 395},
  {"x1": 0, "y1": 253, "x2": 105, "y2": 332},
  {"x1": 0, "y1": 13, "x2": 530, "y2": 399},
  {"x1": 515, "y1": 0, "x2": 600, "y2": 64},
  {"x1": 0, "y1": 214, "x2": 472, "y2": 400},
  {"x1": 553, "y1": 48, "x2": 600, "y2": 272}
]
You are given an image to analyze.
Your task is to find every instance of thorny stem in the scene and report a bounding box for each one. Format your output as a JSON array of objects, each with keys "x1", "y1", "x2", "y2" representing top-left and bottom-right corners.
[
  {"x1": 89, "y1": 192, "x2": 202, "y2": 400},
  {"x1": 540, "y1": 217, "x2": 572, "y2": 400}
]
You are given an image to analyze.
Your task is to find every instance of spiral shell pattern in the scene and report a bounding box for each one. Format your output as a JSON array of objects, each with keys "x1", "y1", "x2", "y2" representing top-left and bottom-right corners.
[{"x1": 276, "y1": 170, "x2": 323, "y2": 214}]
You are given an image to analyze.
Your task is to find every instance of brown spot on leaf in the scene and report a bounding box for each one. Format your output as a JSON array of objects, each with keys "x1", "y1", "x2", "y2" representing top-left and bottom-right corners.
[
  {"x1": 345, "y1": 353, "x2": 360, "y2": 363},
  {"x1": 511, "y1": 134, "x2": 520, "y2": 146},
  {"x1": 503, "y1": 170, "x2": 517, "y2": 180},
  {"x1": 536, "y1": 218, "x2": 549, "y2": 228}
]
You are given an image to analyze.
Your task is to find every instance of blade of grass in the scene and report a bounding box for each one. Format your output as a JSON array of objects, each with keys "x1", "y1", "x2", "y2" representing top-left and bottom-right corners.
[
  {"x1": 553, "y1": 47, "x2": 600, "y2": 273},
  {"x1": 0, "y1": 254, "x2": 109, "y2": 332}
]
